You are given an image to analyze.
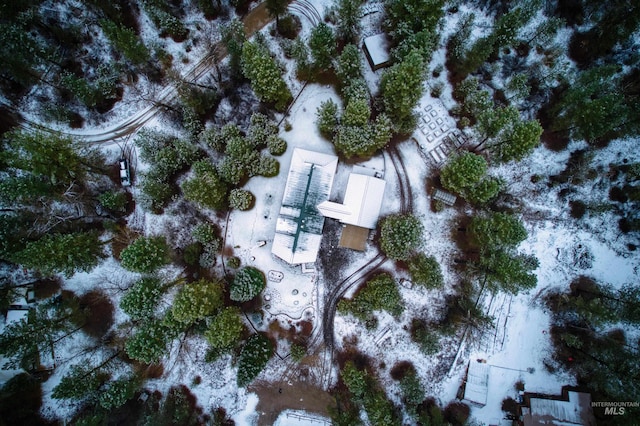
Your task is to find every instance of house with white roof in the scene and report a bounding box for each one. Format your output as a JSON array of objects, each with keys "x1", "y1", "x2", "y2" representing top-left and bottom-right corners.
[
  {"x1": 318, "y1": 168, "x2": 386, "y2": 251},
  {"x1": 272, "y1": 148, "x2": 338, "y2": 265}
]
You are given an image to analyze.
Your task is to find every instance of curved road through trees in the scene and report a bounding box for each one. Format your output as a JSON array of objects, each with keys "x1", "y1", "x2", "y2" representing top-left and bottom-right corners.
[
  {"x1": 7, "y1": 1, "x2": 418, "y2": 391},
  {"x1": 297, "y1": 143, "x2": 415, "y2": 389},
  {"x1": 386, "y1": 144, "x2": 413, "y2": 213},
  {"x1": 6, "y1": 3, "x2": 274, "y2": 144},
  {"x1": 288, "y1": 0, "x2": 322, "y2": 25}
]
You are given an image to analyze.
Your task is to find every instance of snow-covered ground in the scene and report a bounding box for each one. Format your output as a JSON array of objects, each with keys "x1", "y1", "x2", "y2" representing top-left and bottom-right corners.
[
  {"x1": 3, "y1": 1, "x2": 640, "y2": 424},
  {"x1": 227, "y1": 83, "x2": 339, "y2": 324}
]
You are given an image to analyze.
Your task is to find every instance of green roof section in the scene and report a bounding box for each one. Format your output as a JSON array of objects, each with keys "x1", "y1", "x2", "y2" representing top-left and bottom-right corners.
[{"x1": 272, "y1": 149, "x2": 338, "y2": 264}]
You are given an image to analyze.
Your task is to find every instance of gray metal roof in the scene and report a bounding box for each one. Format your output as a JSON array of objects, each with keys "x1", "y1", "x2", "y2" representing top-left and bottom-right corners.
[
  {"x1": 272, "y1": 149, "x2": 338, "y2": 264},
  {"x1": 433, "y1": 188, "x2": 457, "y2": 206}
]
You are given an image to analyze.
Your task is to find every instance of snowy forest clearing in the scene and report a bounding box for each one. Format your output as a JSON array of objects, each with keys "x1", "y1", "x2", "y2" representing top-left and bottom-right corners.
[{"x1": 1, "y1": 0, "x2": 640, "y2": 425}]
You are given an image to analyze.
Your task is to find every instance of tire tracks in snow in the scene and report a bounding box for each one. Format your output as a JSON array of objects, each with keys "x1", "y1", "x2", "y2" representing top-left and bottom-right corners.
[{"x1": 6, "y1": 3, "x2": 273, "y2": 144}]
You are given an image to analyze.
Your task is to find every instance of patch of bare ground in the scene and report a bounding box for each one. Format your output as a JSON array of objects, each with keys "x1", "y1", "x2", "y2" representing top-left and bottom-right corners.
[
  {"x1": 249, "y1": 378, "x2": 334, "y2": 426},
  {"x1": 241, "y1": 3, "x2": 270, "y2": 37}
]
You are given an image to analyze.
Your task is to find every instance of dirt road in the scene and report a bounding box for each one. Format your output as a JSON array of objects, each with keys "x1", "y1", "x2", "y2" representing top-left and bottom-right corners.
[
  {"x1": 249, "y1": 378, "x2": 333, "y2": 425},
  {"x1": 12, "y1": 2, "x2": 272, "y2": 144}
]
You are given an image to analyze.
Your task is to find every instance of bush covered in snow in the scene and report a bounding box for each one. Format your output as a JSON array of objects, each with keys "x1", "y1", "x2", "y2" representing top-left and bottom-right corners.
[
  {"x1": 125, "y1": 319, "x2": 172, "y2": 364},
  {"x1": 266, "y1": 135, "x2": 287, "y2": 156},
  {"x1": 256, "y1": 155, "x2": 279, "y2": 177},
  {"x1": 380, "y1": 213, "x2": 423, "y2": 261},
  {"x1": 135, "y1": 130, "x2": 203, "y2": 212},
  {"x1": 228, "y1": 188, "x2": 255, "y2": 211},
  {"x1": 247, "y1": 112, "x2": 278, "y2": 147},
  {"x1": 120, "y1": 236, "x2": 169, "y2": 273},
  {"x1": 408, "y1": 253, "x2": 444, "y2": 289},
  {"x1": 398, "y1": 367, "x2": 426, "y2": 415},
  {"x1": 98, "y1": 190, "x2": 128, "y2": 212},
  {"x1": 411, "y1": 319, "x2": 440, "y2": 355},
  {"x1": 205, "y1": 306, "x2": 245, "y2": 351},
  {"x1": 241, "y1": 40, "x2": 292, "y2": 111},
  {"x1": 440, "y1": 152, "x2": 502, "y2": 204},
  {"x1": 230, "y1": 266, "x2": 266, "y2": 302},
  {"x1": 227, "y1": 256, "x2": 241, "y2": 269},
  {"x1": 120, "y1": 277, "x2": 164, "y2": 320},
  {"x1": 338, "y1": 273, "x2": 404, "y2": 320},
  {"x1": 468, "y1": 212, "x2": 527, "y2": 251},
  {"x1": 182, "y1": 160, "x2": 229, "y2": 211},
  {"x1": 192, "y1": 223, "x2": 222, "y2": 247},
  {"x1": 316, "y1": 99, "x2": 339, "y2": 139},
  {"x1": 139, "y1": 174, "x2": 175, "y2": 212},
  {"x1": 199, "y1": 246, "x2": 218, "y2": 269},
  {"x1": 340, "y1": 361, "x2": 399, "y2": 425},
  {"x1": 171, "y1": 279, "x2": 224, "y2": 324}
]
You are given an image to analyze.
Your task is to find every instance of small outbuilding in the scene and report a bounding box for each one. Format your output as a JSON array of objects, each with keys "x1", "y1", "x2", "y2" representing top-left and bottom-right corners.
[
  {"x1": 432, "y1": 188, "x2": 457, "y2": 206},
  {"x1": 462, "y1": 360, "x2": 490, "y2": 407},
  {"x1": 362, "y1": 33, "x2": 392, "y2": 71},
  {"x1": 521, "y1": 390, "x2": 596, "y2": 426},
  {"x1": 3, "y1": 308, "x2": 55, "y2": 373},
  {"x1": 5, "y1": 308, "x2": 29, "y2": 325}
]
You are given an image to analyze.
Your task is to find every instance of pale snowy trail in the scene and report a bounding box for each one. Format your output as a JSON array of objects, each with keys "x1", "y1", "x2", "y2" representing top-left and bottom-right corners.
[{"x1": 5, "y1": 3, "x2": 277, "y2": 144}]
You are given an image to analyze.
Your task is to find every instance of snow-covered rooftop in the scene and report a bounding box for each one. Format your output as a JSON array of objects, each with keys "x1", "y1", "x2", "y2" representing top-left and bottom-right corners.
[
  {"x1": 5, "y1": 309, "x2": 29, "y2": 325},
  {"x1": 463, "y1": 361, "x2": 490, "y2": 407},
  {"x1": 272, "y1": 148, "x2": 338, "y2": 264},
  {"x1": 362, "y1": 33, "x2": 391, "y2": 70},
  {"x1": 318, "y1": 172, "x2": 386, "y2": 229},
  {"x1": 522, "y1": 391, "x2": 596, "y2": 426}
]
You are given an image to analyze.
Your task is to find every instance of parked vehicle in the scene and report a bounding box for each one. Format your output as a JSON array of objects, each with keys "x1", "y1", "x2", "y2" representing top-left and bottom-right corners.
[{"x1": 119, "y1": 158, "x2": 131, "y2": 186}]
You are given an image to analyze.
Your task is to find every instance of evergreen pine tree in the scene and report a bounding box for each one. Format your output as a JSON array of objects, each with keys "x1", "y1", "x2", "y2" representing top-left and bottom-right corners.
[
  {"x1": 204, "y1": 307, "x2": 245, "y2": 350},
  {"x1": 380, "y1": 214, "x2": 423, "y2": 261},
  {"x1": 237, "y1": 334, "x2": 273, "y2": 387},
  {"x1": 120, "y1": 277, "x2": 164, "y2": 320},
  {"x1": 230, "y1": 267, "x2": 266, "y2": 302},
  {"x1": 171, "y1": 279, "x2": 224, "y2": 324},
  {"x1": 308, "y1": 23, "x2": 336, "y2": 70},
  {"x1": 379, "y1": 51, "x2": 425, "y2": 133},
  {"x1": 12, "y1": 232, "x2": 105, "y2": 278},
  {"x1": 241, "y1": 41, "x2": 292, "y2": 111},
  {"x1": 182, "y1": 160, "x2": 229, "y2": 210},
  {"x1": 408, "y1": 253, "x2": 444, "y2": 289},
  {"x1": 120, "y1": 236, "x2": 169, "y2": 274}
]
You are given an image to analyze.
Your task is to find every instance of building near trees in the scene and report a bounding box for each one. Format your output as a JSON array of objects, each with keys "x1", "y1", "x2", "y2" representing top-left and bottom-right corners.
[
  {"x1": 272, "y1": 149, "x2": 338, "y2": 265},
  {"x1": 462, "y1": 360, "x2": 490, "y2": 407},
  {"x1": 272, "y1": 149, "x2": 387, "y2": 263},
  {"x1": 318, "y1": 167, "x2": 386, "y2": 251},
  {"x1": 362, "y1": 33, "x2": 391, "y2": 71},
  {"x1": 520, "y1": 389, "x2": 596, "y2": 426},
  {"x1": 2, "y1": 308, "x2": 55, "y2": 375}
]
